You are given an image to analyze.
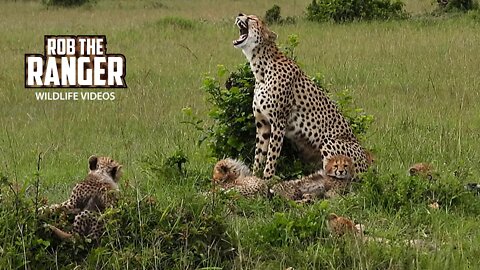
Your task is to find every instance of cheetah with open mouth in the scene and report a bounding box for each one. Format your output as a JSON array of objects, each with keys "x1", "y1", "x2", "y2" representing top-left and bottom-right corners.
[{"x1": 233, "y1": 14, "x2": 369, "y2": 179}]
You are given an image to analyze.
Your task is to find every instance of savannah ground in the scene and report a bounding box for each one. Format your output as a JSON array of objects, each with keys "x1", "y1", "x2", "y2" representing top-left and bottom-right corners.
[{"x1": 1, "y1": 0, "x2": 480, "y2": 269}]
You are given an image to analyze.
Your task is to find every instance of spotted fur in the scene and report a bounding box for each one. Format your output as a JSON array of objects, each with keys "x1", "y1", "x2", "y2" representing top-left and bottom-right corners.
[
  {"x1": 408, "y1": 162, "x2": 434, "y2": 180},
  {"x1": 270, "y1": 173, "x2": 326, "y2": 202},
  {"x1": 233, "y1": 14, "x2": 368, "y2": 179},
  {"x1": 212, "y1": 158, "x2": 253, "y2": 183},
  {"x1": 212, "y1": 158, "x2": 268, "y2": 197},
  {"x1": 324, "y1": 155, "x2": 355, "y2": 180},
  {"x1": 327, "y1": 213, "x2": 359, "y2": 237},
  {"x1": 43, "y1": 155, "x2": 123, "y2": 240},
  {"x1": 365, "y1": 150, "x2": 375, "y2": 166},
  {"x1": 271, "y1": 155, "x2": 355, "y2": 202},
  {"x1": 212, "y1": 158, "x2": 267, "y2": 197}
]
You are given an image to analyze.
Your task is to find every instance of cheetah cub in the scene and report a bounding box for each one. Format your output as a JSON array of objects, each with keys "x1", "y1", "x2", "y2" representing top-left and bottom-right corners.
[
  {"x1": 271, "y1": 155, "x2": 354, "y2": 202},
  {"x1": 212, "y1": 158, "x2": 268, "y2": 197},
  {"x1": 42, "y1": 155, "x2": 123, "y2": 240},
  {"x1": 324, "y1": 154, "x2": 355, "y2": 180},
  {"x1": 327, "y1": 213, "x2": 360, "y2": 237},
  {"x1": 408, "y1": 162, "x2": 435, "y2": 180}
]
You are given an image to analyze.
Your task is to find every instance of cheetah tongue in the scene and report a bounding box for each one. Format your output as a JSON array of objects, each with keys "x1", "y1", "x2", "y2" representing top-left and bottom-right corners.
[{"x1": 233, "y1": 34, "x2": 247, "y2": 46}]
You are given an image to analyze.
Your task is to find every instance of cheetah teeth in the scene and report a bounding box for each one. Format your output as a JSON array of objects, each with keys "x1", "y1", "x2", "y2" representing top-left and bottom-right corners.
[{"x1": 233, "y1": 34, "x2": 248, "y2": 45}]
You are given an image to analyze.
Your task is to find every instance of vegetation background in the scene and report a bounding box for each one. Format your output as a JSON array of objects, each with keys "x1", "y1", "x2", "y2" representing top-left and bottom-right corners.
[{"x1": 0, "y1": 0, "x2": 479, "y2": 269}]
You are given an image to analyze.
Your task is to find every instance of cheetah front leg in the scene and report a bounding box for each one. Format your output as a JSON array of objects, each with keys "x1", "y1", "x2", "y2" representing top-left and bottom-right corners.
[
  {"x1": 263, "y1": 117, "x2": 287, "y2": 179},
  {"x1": 253, "y1": 81, "x2": 292, "y2": 179},
  {"x1": 253, "y1": 112, "x2": 271, "y2": 177}
]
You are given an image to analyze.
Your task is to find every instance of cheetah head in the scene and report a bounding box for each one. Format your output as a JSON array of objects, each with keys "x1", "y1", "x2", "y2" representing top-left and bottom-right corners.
[
  {"x1": 233, "y1": 14, "x2": 277, "y2": 52},
  {"x1": 88, "y1": 155, "x2": 123, "y2": 183},
  {"x1": 212, "y1": 158, "x2": 252, "y2": 184},
  {"x1": 324, "y1": 155, "x2": 354, "y2": 180},
  {"x1": 408, "y1": 162, "x2": 434, "y2": 180}
]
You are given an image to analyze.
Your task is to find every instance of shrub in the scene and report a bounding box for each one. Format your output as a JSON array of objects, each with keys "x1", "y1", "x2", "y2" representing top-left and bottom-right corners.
[
  {"x1": 0, "y1": 176, "x2": 235, "y2": 269},
  {"x1": 436, "y1": 0, "x2": 478, "y2": 12},
  {"x1": 306, "y1": 0, "x2": 408, "y2": 22},
  {"x1": 98, "y1": 192, "x2": 235, "y2": 269},
  {"x1": 141, "y1": 148, "x2": 190, "y2": 185},
  {"x1": 264, "y1": 5, "x2": 296, "y2": 25},
  {"x1": 254, "y1": 201, "x2": 330, "y2": 247},
  {"x1": 358, "y1": 169, "x2": 480, "y2": 214},
  {"x1": 43, "y1": 0, "x2": 93, "y2": 7},
  {"x1": 192, "y1": 36, "x2": 374, "y2": 178},
  {"x1": 335, "y1": 89, "x2": 374, "y2": 141},
  {"x1": 265, "y1": 5, "x2": 282, "y2": 24}
]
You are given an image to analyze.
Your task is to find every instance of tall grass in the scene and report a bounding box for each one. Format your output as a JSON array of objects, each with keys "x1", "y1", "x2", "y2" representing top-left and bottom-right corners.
[{"x1": 0, "y1": 0, "x2": 479, "y2": 268}]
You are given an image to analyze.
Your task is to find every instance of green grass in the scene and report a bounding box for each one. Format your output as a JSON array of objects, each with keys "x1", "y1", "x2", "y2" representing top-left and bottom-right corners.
[{"x1": 1, "y1": 0, "x2": 480, "y2": 269}]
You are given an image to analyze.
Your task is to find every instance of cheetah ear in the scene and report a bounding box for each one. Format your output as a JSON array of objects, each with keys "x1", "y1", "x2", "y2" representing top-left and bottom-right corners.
[
  {"x1": 88, "y1": 155, "x2": 98, "y2": 171},
  {"x1": 111, "y1": 165, "x2": 123, "y2": 182},
  {"x1": 409, "y1": 168, "x2": 417, "y2": 176},
  {"x1": 327, "y1": 213, "x2": 338, "y2": 220}
]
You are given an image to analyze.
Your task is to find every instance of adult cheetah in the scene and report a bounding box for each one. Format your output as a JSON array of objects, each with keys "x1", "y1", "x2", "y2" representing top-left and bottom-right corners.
[
  {"x1": 41, "y1": 155, "x2": 123, "y2": 240},
  {"x1": 233, "y1": 14, "x2": 368, "y2": 179}
]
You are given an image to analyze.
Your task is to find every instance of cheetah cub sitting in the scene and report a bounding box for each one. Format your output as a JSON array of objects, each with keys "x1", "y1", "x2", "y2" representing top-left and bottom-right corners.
[
  {"x1": 270, "y1": 155, "x2": 354, "y2": 202},
  {"x1": 212, "y1": 158, "x2": 268, "y2": 197},
  {"x1": 41, "y1": 155, "x2": 123, "y2": 240}
]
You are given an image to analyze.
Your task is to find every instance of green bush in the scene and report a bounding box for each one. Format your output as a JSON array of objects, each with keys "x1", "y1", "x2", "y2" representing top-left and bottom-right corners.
[
  {"x1": 43, "y1": 0, "x2": 93, "y2": 7},
  {"x1": 0, "y1": 177, "x2": 84, "y2": 268},
  {"x1": 199, "y1": 63, "x2": 311, "y2": 179},
  {"x1": 0, "y1": 176, "x2": 235, "y2": 269},
  {"x1": 142, "y1": 148, "x2": 189, "y2": 181},
  {"x1": 358, "y1": 170, "x2": 480, "y2": 214},
  {"x1": 265, "y1": 5, "x2": 282, "y2": 24},
  {"x1": 97, "y1": 192, "x2": 235, "y2": 269},
  {"x1": 436, "y1": 0, "x2": 478, "y2": 12},
  {"x1": 264, "y1": 5, "x2": 296, "y2": 25},
  {"x1": 194, "y1": 36, "x2": 374, "y2": 178},
  {"x1": 306, "y1": 0, "x2": 408, "y2": 22},
  {"x1": 254, "y1": 201, "x2": 329, "y2": 247}
]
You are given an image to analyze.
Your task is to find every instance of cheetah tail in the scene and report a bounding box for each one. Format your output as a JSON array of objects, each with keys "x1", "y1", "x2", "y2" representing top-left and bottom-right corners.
[{"x1": 46, "y1": 224, "x2": 73, "y2": 240}]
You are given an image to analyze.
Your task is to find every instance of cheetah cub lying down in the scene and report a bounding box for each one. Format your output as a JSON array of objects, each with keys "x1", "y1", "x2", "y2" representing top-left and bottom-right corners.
[
  {"x1": 40, "y1": 155, "x2": 123, "y2": 240},
  {"x1": 271, "y1": 155, "x2": 355, "y2": 202},
  {"x1": 408, "y1": 162, "x2": 435, "y2": 180},
  {"x1": 212, "y1": 158, "x2": 268, "y2": 197},
  {"x1": 212, "y1": 155, "x2": 354, "y2": 202}
]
